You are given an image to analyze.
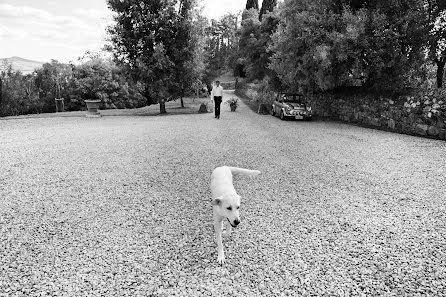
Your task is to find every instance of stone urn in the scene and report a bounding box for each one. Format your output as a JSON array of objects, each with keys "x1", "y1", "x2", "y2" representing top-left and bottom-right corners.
[
  {"x1": 230, "y1": 103, "x2": 237, "y2": 112},
  {"x1": 85, "y1": 99, "x2": 101, "y2": 118}
]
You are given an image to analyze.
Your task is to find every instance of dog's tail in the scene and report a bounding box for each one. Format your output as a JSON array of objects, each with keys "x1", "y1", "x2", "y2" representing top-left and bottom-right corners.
[{"x1": 227, "y1": 166, "x2": 261, "y2": 176}]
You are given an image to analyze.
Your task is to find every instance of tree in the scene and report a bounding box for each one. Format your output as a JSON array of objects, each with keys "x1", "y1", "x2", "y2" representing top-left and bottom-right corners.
[
  {"x1": 0, "y1": 64, "x2": 41, "y2": 116},
  {"x1": 204, "y1": 13, "x2": 240, "y2": 83},
  {"x1": 170, "y1": 0, "x2": 209, "y2": 108},
  {"x1": 269, "y1": 0, "x2": 336, "y2": 92},
  {"x1": 71, "y1": 52, "x2": 146, "y2": 110},
  {"x1": 189, "y1": 12, "x2": 210, "y2": 96},
  {"x1": 269, "y1": 0, "x2": 429, "y2": 93},
  {"x1": 171, "y1": 0, "x2": 195, "y2": 108},
  {"x1": 427, "y1": 1, "x2": 446, "y2": 87},
  {"x1": 35, "y1": 60, "x2": 72, "y2": 112},
  {"x1": 107, "y1": 0, "x2": 185, "y2": 114},
  {"x1": 238, "y1": 5, "x2": 280, "y2": 82},
  {"x1": 0, "y1": 52, "x2": 147, "y2": 117},
  {"x1": 246, "y1": 0, "x2": 259, "y2": 10},
  {"x1": 238, "y1": 9, "x2": 262, "y2": 80},
  {"x1": 259, "y1": 0, "x2": 277, "y2": 20}
]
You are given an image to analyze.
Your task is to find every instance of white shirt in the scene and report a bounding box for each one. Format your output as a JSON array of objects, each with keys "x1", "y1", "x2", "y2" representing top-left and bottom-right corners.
[{"x1": 211, "y1": 85, "x2": 223, "y2": 97}]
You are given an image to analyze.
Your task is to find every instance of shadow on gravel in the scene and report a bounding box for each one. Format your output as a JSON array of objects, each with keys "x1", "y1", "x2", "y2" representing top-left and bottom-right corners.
[{"x1": 235, "y1": 91, "x2": 260, "y2": 114}]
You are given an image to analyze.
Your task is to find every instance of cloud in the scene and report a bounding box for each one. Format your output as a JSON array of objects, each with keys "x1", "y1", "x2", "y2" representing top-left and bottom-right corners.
[
  {"x1": 74, "y1": 8, "x2": 112, "y2": 20},
  {"x1": 202, "y1": 0, "x2": 245, "y2": 20},
  {"x1": 0, "y1": 23, "x2": 26, "y2": 40},
  {"x1": 0, "y1": 3, "x2": 88, "y2": 29},
  {"x1": 0, "y1": 3, "x2": 110, "y2": 61},
  {"x1": 0, "y1": 3, "x2": 51, "y2": 20}
]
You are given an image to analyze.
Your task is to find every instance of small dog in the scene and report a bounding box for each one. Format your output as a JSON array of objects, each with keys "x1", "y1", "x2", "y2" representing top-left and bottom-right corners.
[{"x1": 210, "y1": 166, "x2": 261, "y2": 265}]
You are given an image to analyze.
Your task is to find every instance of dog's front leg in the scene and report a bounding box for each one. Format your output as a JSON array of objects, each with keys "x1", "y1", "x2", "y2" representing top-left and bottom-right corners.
[
  {"x1": 223, "y1": 219, "x2": 232, "y2": 238},
  {"x1": 214, "y1": 219, "x2": 225, "y2": 265}
]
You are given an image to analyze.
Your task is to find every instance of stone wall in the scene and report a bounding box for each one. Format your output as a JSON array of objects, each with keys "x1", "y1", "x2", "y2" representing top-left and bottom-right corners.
[
  {"x1": 306, "y1": 90, "x2": 446, "y2": 140},
  {"x1": 236, "y1": 82, "x2": 446, "y2": 140}
]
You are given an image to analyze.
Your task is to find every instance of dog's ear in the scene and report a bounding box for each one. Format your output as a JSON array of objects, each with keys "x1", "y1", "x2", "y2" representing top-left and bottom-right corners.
[{"x1": 211, "y1": 198, "x2": 221, "y2": 206}]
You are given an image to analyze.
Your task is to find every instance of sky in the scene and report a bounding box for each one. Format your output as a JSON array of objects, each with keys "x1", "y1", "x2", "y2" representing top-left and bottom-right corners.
[{"x1": 0, "y1": 0, "x2": 247, "y2": 63}]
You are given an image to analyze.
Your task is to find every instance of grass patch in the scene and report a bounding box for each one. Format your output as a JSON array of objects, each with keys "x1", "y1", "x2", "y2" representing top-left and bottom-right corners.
[{"x1": 1, "y1": 96, "x2": 211, "y2": 120}]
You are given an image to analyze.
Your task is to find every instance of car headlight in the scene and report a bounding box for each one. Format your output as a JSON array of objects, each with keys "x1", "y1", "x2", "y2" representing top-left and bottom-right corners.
[{"x1": 306, "y1": 106, "x2": 312, "y2": 112}]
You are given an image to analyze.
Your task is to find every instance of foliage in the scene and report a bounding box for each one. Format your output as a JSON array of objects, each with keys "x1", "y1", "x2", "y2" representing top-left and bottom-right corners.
[
  {"x1": 430, "y1": 10, "x2": 446, "y2": 59},
  {"x1": 237, "y1": 4, "x2": 279, "y2": 83},
  {"x1": 35, "y1": 60, "x2": 72, "y2": 98},
  {"x1": 403, "y1": 91, "x2": 446, "y2": 121},
  {"x1": 259, "y1": 0, "x2": 277, "y2": 21},
  {"x1": 270, "y1": 0, "x2": 331, "y2": 92},
  {"x1": 245, "y1": 0, "x2": 259, "y2": 11},
  {"x1": 170, "y1": 0, "x2": 196, "y2": 106},
  {"x1": 238, "y1": 9, "x2": 262, "y2": 80},
  {"x1": 188, "y1": 11, "x2": 209, "y2": 95},
  {"x1": 269, "y1": 0, "x2": 430, "y2": 93},
  {"x1": 0, "y1": 64, "x2": 41, "y2": 116},
  {"x1": 107, "y1": 0, "x2": 200, "y2": 113},
  {"x1": 70, "y1": 53, "x2": 146, "y2": 110},
  {"x1": 254, "y1": 78, "x2": 276, "y2": 104},
  {"x1": 34, "y1": 60, "x2": 73, "y2": 112},
  {"x1": 224, "y1": 97, "x2": 239, "y2": 107},
  {"x1": 237, "y1": 78, "x2": 276, "y2": 104},
  {"x1": 0, "y1": 53, "x2": 146, "y2": 117},
  {"x1": 426, "y1": 1, "x2": 446, "y2": 88},
  {"x1": 204, "y1": 13, "x2": 240, "y2": 84}
]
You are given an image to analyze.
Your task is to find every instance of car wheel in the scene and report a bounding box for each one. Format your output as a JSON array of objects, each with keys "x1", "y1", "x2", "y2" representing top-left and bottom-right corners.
[
  {"x1": 280, "y1": 110, "x2": 285, "y2": 120},
  {"x1": 271, "y1": 106, "x2": 275, "y2": 116}
]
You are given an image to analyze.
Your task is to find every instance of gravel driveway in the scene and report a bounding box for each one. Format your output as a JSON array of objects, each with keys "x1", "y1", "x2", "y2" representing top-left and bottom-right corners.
[{"x1": 1, "y1": 91, "x2": 445, "y2": 296}]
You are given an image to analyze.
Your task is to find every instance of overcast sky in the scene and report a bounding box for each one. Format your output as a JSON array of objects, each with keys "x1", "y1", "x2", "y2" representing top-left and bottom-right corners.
[{"x1": 0, "y1": 0, "x2": 247, "y2": 63}]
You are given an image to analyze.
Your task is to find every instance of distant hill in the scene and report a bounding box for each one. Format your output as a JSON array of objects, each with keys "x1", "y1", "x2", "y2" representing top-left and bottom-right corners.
[{"x1": 0, "y1": 56, "x2": 45, "y2": 74}]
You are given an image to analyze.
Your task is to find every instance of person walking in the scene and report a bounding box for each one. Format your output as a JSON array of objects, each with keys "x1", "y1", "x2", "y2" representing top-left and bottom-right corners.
[{"x1": 210, "y1": 80, "x2": 223, "y2": 119}]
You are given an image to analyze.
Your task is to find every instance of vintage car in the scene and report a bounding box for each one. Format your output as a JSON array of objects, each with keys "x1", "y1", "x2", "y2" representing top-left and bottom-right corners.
[{"x1": 271, "y1": 93, "x2": 312, "y2": 120}]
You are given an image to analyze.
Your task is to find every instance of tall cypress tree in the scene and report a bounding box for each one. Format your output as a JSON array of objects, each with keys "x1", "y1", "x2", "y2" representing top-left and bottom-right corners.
[
  {"x1": 174, "y1": 0, "x2": 194, "y2": 107},
  {"x1": 259, "y1": 0, "x2": 277, "y2": 20},
  {"x1": 246, "y1": 0, "x2": 259, "y2": 10}
]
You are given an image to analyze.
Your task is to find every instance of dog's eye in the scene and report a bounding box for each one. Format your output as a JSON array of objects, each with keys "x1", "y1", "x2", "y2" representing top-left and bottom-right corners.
[
  {"x1": 226, "y1": 206, "x2": 232, "y2": 211},
  {"x1": 237, "y1": 206, "x2": 240, "y2": 209}
]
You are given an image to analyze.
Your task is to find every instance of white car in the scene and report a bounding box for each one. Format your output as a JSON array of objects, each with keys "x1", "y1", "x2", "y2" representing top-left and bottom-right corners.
[{"x1": 271, "y1": 93, "x2": 312, "y2": 120}]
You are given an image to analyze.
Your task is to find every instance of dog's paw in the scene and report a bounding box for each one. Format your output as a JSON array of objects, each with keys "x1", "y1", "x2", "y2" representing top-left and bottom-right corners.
[{"x1": 217, "y1": 253, "x2": 225, "y2": 265}]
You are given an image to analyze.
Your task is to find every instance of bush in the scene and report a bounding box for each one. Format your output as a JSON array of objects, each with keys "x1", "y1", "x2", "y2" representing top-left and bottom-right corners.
[
  {"x1": 0, "y1": 56, "x2": 148, "y2": 117},
  {"x1": 239, "y1": 78, "x2": 276, "y2": 104},
  {"x1": 0, "y1": 69, "x2": 42, "y2": 116}
]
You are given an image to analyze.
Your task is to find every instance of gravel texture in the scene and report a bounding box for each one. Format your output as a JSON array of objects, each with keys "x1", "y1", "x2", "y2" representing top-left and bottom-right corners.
[{"x1": 1, "y1": 91, "x2": 445, "y2": 296}]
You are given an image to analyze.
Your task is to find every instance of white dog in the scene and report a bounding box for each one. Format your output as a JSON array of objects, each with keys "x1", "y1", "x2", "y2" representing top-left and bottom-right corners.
[{"x1": 210, "y1": 166, "x2": 261, "y2": 265}]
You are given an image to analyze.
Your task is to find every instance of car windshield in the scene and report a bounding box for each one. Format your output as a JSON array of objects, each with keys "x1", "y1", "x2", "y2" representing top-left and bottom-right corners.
[{"x1": 282, "y1": 94, "x2": 303, "y2": 104}]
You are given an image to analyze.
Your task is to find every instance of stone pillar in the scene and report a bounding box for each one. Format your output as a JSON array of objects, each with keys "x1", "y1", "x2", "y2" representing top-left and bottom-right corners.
[{"x1": 55, "y1": 98, "x2": 64, "y2": 112}]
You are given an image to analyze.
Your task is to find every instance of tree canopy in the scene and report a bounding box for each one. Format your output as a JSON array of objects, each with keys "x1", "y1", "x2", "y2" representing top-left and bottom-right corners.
[
  {"x1": 269, "y1": 0, "x2": 431, "y2": 93},
  {"x1": 107, "y1": 0, "x2": 199, "y2": 113},
  {"x1": 259, "y1": 0, "x2": 277, "y2": 20},
  {"x1": 246, "y1": 0, "x2": 259, "y2": 11}
]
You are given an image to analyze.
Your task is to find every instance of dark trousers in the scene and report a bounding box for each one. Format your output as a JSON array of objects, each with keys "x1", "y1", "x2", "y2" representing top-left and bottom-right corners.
[{"x1": 214, "y1": 96, "x2": 222, "y2": 117}]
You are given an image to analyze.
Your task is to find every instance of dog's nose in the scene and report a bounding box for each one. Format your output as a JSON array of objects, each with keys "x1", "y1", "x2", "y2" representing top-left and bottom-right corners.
[{"x1": 233, "y1": 219, "x2": 240, "y2": 226}]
